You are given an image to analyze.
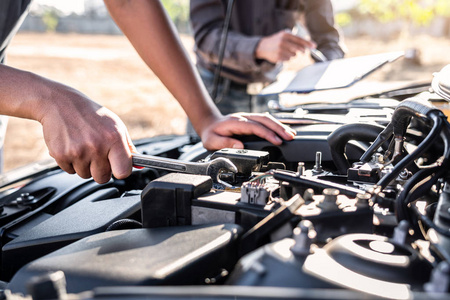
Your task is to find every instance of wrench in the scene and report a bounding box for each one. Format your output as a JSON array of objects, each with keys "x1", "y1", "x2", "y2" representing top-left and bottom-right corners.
[{"x1": 132, "y1": 153, "x2": 238, "y2": 182}]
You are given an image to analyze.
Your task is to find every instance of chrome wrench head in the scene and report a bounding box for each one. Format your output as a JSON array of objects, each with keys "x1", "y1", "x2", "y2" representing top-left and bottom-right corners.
[{"x1": 205, "y1": 157, "x2": 238, "y2": 183}]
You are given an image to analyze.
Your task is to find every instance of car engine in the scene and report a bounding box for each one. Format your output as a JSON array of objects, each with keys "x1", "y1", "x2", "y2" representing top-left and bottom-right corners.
[{"x1": 1, "y1": 66, "x2": 450, "y2": 299}]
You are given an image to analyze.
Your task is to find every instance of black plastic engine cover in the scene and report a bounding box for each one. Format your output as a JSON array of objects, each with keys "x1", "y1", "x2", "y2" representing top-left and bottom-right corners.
[
  {"x1": 2, "y1": 191, "x2": 141, "y2": 280},
  {"x1": 8, "y1": 224, "x2": 242, "y2": 294}
]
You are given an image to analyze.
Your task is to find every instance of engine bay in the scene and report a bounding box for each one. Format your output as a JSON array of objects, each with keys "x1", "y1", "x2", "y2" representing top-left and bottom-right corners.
[{"x1": 1, "y1": 66, "x2": 450, "y2": 299}]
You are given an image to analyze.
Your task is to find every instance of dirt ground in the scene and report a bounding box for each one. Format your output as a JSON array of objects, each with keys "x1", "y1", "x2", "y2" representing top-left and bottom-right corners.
[{"x1": 4, "y1": 32, "x2": 450, "y2": 171}]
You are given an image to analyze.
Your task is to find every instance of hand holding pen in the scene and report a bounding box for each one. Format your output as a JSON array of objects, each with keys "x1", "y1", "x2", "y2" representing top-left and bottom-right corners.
[
  {"x1": 255, "y1": 27, "x2": 327, "y2": 64},
  {"x1": 255, "y1": 30, "x2": 319, "y2": 63},
  {"x1": 292, "y1": 22, "x2": 327, "y2": 62}
]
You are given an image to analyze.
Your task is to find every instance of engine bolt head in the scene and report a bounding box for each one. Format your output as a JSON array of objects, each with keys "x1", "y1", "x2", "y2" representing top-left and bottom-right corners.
[
  {"x1": 356, "y1": 193, "x2": 371, "y2": 206},
  {"x1": 297, "y1": 162, "x2": 305, "y2": 177},
  {"x1": 290, "y1": 220, "x2": 315, "y2": 257},
  {"x1": 323, "y1": 188, "x2": 339, "y2": 203},
  {"x1": 16, "y1": 193, "x2": 35, "y2": 205},
  {"x1": 303, "y1": 188, "x2": 315, "y2": 202}
]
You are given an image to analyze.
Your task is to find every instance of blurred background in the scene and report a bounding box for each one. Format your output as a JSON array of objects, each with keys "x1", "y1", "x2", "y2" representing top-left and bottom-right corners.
[{"x1": 4, "y1": 0, "x2": 450, "y2": 171}]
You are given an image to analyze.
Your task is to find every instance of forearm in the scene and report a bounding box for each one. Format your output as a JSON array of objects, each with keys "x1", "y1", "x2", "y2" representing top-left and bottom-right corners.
[
  {"x1": 104, "y1": 0, "x2": 222, "y2": 136},
  {"x1": 190, "y1": 0, "x2": 263, "y2": 72},
  {"x1": 0, "y1": 64, "x2": 101, "y2": 122},
  {"x1": 0, "y1": 64, "x2": 49, "y2": 120}
]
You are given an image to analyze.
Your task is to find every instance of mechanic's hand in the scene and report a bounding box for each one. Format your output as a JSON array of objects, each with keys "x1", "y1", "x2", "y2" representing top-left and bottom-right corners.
[
  {"x1": 255, "y1": 30, "x2": 316, "y2": 64},
  {"x1": 200, "y1": 113, "x2": 296, "y2": 150},
  {"x1": 38, "y1": 86, "x2": 135, "y2": 184}
]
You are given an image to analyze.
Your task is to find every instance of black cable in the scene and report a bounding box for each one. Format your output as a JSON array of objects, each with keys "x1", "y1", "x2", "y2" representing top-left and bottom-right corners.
[
  {"x1": 211, "y1": 0, "x2": 235, "y2": 102},
  {"x1": 327, "y1": 123, "x2": 386, "y2": 174},
  {"x1": 395, "y1": 166, "x2": 440, "y2": 222},
  {"x1": 359, "y1": 122, "x2": 393, "y2": 163},
  {"x1": 377, "y1": 112, "x2": 445, "y2": 190},
  {"x1": 395, "y1": 126, "x2": 450, "y2": 225}
]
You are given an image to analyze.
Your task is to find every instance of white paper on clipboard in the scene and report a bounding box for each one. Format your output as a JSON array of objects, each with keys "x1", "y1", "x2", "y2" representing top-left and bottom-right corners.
[{"x1": 260, "y1": 51, "x2": 404, "y2": 96}]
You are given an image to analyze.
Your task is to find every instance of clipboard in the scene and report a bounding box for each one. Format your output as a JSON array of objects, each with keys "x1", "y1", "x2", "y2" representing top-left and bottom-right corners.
[{"x1": 260, "y1": 51, "x2": 404, "y2": 96}]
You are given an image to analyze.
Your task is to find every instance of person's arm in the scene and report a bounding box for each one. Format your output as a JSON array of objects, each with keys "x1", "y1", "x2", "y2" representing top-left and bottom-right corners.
[
  {"x1": 0, "y1": 64, "x2": 134, "y2": 184},
  {"x1": 190, "y1": 0, "x2": 265, "y2": 72},
  {"x1": 190, "y1": 0, "x2": 315, "y2": 68},
  {"x1": 104, "y1": 0, "x2": 296, "y2": 150},
  {"x1": 305, "y1": 0, "x2": 345, "y2": 60}
]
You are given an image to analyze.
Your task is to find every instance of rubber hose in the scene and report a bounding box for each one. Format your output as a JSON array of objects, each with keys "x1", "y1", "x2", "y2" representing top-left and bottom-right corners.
[
  {"x1": 362, "y1": 96, "x2": 441, "y2": 163},
  {"x1": 327, "y1": 123, "x2": 386, "y2": 174},
  {"x1": 395, "y1": 166, "x2": 440, "y2": 222},
  {"x1": 359, "y1": 122, "x2": 394, "y2": 163},
  {"x1": 377, "y1": 111, "x2": 445, "y2": 190},
  {"x1": 392, "y1": 96, "x2": 442, "y2": 136}
]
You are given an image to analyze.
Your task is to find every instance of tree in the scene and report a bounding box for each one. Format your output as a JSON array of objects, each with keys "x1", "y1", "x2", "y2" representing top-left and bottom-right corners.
[
  {"x1": 41, "y1": 7, "x2": 61, "y2": 32},
  {"x1": 358, "y1": 0, "x2": 450, "y2": 27},
  {"x1": 160, "y1": 0, "x2": 190, "y2": 33}
]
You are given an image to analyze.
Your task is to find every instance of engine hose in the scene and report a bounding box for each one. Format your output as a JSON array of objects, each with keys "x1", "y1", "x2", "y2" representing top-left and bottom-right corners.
[
  {"x1": 441, "y1": 125, "x2": 450, "y2": 159},
  {"x1": 362, "y1": 96, "x2": 443, "y2": 164},
  {"x1": 377, "y1": 111, "x2": 445, "y2": 190},
  {"x1": 395, "y1": 167, "x2": 439, "y2": 222},
  {"x1": 359, "y1": 122, "x2": 394, "y2": 163},
  {"x1": 392, "y1": 96, "x2": 443, "y2": 132},
  {"x1": 396, "y1": 124, "x2": 450, "y2": 222},
  {"x1": 397, "y1": 123, "x2": 450, "y2": 237},
  {"x1": 327, "y1": 123, "x2": 386, "y2": 174}
]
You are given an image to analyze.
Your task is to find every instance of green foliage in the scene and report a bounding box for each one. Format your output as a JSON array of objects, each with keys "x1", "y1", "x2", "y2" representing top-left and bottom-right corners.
[
  {"x1": 42, "y1": 9, "x2": 59, "y2": 32},
  {"x1": 358, "y1": 0, "x2": 450, "y2": 26},
  {"x1": 336, "y1": 12, "x2": 353, "y2": 27},
  {"x1": 436, "y1": 0, "x2": 450, "y2": 17},
  {"x1": 161, "y1": 0, "x2": 189, "y2": 23}
]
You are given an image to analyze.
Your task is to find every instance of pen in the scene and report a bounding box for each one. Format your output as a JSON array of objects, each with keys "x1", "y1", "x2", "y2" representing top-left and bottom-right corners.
[
  {"x1": 292, "y1": 23, "x2": 327, "y2": 63},
  {"x1": 309, "y1": 47, "x2": 327, "y2": 62}
]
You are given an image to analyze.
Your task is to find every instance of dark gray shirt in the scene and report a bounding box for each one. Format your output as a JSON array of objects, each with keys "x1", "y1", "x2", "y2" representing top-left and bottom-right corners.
[
  {"x1": 190, "y1": 0, "x2": 345, "y2": 84},
  {"x1": 0, "y1": 0, "x2": 31, "y2": 62}
]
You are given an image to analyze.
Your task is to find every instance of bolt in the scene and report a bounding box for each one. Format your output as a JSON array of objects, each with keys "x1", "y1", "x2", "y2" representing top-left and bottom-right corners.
[
  {"x1": 290, "y1": 220, "x2": 315, "y2": 257},
  {"x1": 323, "y1": 188, "x2": 339, "y2": 203},
  {"x1": 297, "y1": 162, "x2": 305, "y2": 177},
  {"x1": 371, "y1": 153, "x2": 384, "y2": 164},
  {"x1": 313, "y1": 152, "x2": 323, "y2": 173},
  {"x1": 398, "y1": 169, "x2": 410, "y2": 180},
  {"x1": 16, "y1": 193, "x2": 35, "y2": 205},
  {"x1": 356, "y1": 193, "x2": 371, "y2": 206},
  {"x1": 318, "y1": 188, "x2": 339, "y2": 210},
  {"x1": 303, "y1": 188, "x2": 315, "y2": 202}
]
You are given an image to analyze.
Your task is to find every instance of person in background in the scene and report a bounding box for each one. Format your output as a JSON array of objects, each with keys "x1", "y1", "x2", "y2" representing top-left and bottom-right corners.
[
  {"x1": 189, "y1": 0, "x2": 346, "y2": 116},
  {"x1": 0, "y1": 0, "x2": 296, "y2": 183}
]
